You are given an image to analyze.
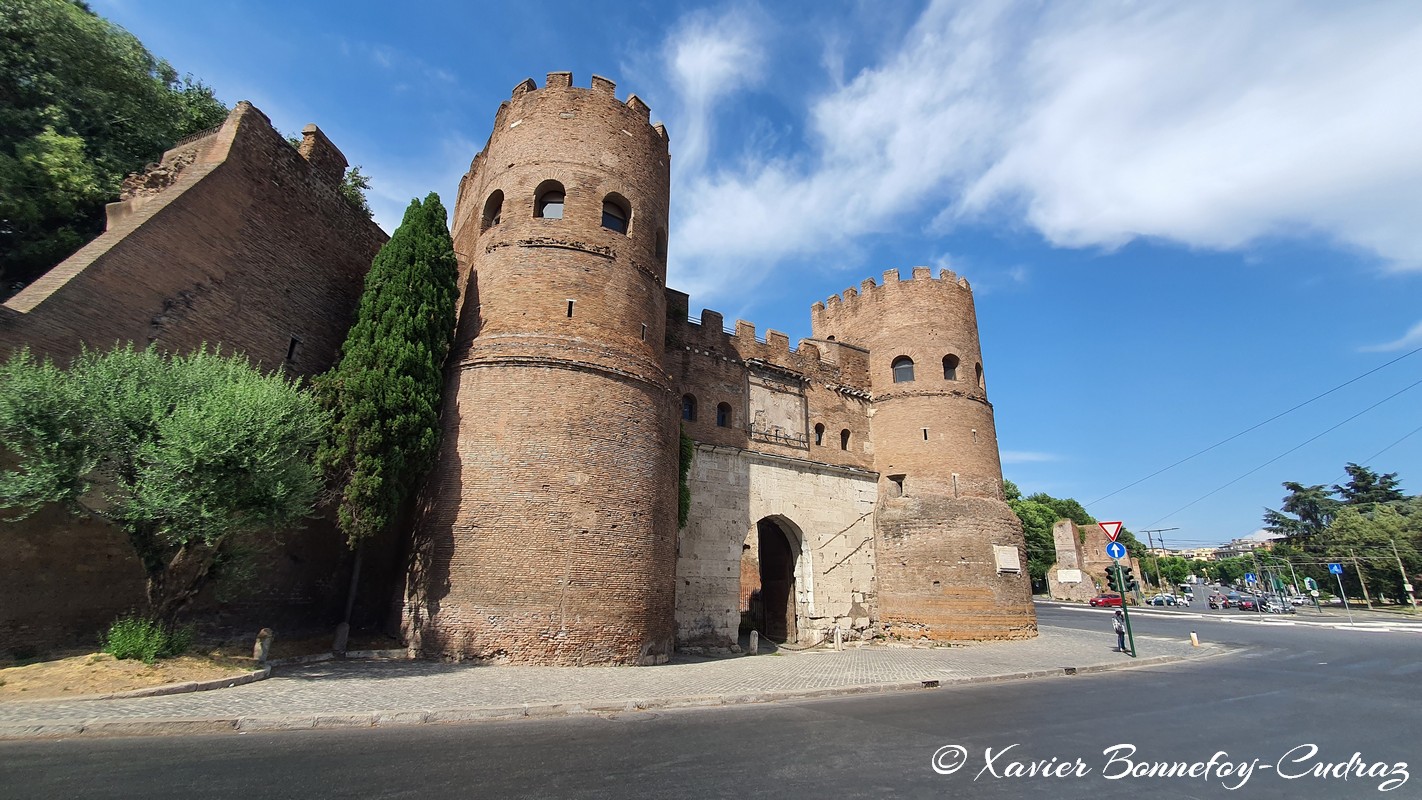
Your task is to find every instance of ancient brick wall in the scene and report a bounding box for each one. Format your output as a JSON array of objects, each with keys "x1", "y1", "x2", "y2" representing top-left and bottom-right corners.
[
  {"x1": 402, "y1": 73, "x2": 678, "y2": 665},
  {"x1": 0, "y1": 101, "x2": 384, "y2": 378},
  {"x1": 676, "y1": 444, "x2": 877, "y2": 649},
  {"x1": 812, "y1": 267, "x2": 1035, "y2": 640},
  {"x1": 0, "y1": 102, "x2": 389, "y2": 655},
  {"x1": 1047, "y1": 518, "x2": 1098, "y2": 602}
]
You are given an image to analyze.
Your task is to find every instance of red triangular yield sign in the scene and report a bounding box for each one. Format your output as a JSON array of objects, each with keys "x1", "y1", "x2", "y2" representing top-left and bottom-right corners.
[{"x1": 1099, "y1": 521, "x2": 1123, "y2": 542}]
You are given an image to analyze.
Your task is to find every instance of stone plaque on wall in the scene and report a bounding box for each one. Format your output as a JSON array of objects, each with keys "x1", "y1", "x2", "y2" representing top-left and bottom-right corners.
[{"x1": 747, "y1": 368, "x2": 807, "y2": 448}]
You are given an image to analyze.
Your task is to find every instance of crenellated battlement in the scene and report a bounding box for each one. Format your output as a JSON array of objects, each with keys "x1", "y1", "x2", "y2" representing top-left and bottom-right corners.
[
  {"x1": 501, "y1": 71, "x2": 669, "y2": 141},
  {"x1": 810, "y1": 267, "x2": 974, "y2": 343},
  {"x1": 663, "y1": 288, "x2": 877, "y2": 383}
]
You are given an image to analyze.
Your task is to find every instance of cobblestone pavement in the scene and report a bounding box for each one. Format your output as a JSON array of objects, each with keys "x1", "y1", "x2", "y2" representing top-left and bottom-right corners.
[{"x1": 0, "y1": 626, "x2": 1208, "y2": 735}]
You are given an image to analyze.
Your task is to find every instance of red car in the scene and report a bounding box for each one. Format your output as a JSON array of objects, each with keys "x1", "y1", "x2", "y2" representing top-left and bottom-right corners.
[{"x1": 1090, "y1": 593, "x2": 1124, "y2": 607}]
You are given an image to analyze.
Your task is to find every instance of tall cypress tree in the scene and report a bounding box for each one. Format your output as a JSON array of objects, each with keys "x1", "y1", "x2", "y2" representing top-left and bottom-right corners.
[{"x1": 316, "y1": 193, "x2": 458, "y2": 544}]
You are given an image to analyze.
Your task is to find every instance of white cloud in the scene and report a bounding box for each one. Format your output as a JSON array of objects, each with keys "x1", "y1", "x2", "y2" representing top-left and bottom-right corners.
[
  {"x1": 1360, "y1": 321, "x2": 1422, "y2": 353},
  {"x1": 663, "y1": 6, "x2": 767, "y2": 181},
  {"x1": 662, "y1": 1, "x2": 1422, "y2": 303},
  {"x1": 1001, "y1": 451, "x2": 1060, "y2": 465}
]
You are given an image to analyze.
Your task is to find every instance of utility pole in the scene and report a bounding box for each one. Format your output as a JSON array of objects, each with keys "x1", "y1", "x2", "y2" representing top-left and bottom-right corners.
[
  {"x1": 1350, "y1": 548, "x2": 1373, "y2": 609},
  {"x1": 1391, "y1": 539, "x2": 1418, "y2": 613},
  {"x1": 1139, "y1": 527, "x2": 1179, "y2": 595}
]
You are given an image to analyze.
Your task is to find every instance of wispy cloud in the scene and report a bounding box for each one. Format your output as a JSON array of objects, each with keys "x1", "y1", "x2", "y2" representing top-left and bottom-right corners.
[
  {"x1": 1001, "y1": 451, "x2": 1060, "y2": 465},
  {"x1": 1359, "y1": 321, "x2": 1422, "y2": 353},
  {"x1": 663, "y1": 6, "x2": 767, "y2": 181},
  {"x1": 660, "y1": 1, "x2": 1422, "y2": 304},
  {"x1": 337, "y1": 37, "x2": 458, "y2": 86}
]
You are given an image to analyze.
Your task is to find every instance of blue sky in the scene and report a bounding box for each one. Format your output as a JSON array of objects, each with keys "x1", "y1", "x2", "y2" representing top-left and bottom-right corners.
[{"x1": 93, "y1": 1, "x2": 1422, "y2": 548}]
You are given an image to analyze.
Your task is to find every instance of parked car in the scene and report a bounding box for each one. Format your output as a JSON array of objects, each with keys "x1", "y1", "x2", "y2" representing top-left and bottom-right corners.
[
  {"x1": 1148, "y1": 594, "x2": 1178, "y2": 606},
  {"x1": 1090, "y1": 593, "x2": 1124, "y2": 607},
  {"x1": 1236, "y1": 596, "x2": 1261, "y2": 611}
]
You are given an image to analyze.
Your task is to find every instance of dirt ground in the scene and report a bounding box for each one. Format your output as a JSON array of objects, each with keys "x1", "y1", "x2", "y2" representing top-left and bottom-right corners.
[{"x1": 0, "y1": 631, "x2": 403, "y2": 702}]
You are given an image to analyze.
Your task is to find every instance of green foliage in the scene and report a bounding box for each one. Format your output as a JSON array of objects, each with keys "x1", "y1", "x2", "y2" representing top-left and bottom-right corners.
[
  {"x1": 339, "y1": 166, "x2": 374, "y2": 219},
  {"x1": 103, "y1": 615, "x2": 193, "y2": 664},
  {"x1": 0, "y1": 0, "x2": 228, "y2": 289},
  {"x1": 0, "y1": 344, "x2": 327, "y2": 622},
  {"x1": 678, "y1": 429, "x2": 695, "y2": 528},
  {"x1": 1259, "y1": 464, "x2": 1418, "y2": 603},
  {"x1": 316, "y1": 193, "x2": 458, "y2": 544}
]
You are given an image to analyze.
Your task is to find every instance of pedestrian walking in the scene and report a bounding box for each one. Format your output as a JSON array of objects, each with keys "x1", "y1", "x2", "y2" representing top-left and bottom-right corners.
[{"x1": 1112, "y1": 608, "x2": 1126, "y2": 652}]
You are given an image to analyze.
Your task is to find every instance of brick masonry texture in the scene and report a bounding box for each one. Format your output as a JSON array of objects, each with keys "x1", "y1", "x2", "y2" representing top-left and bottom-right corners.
[
  {"x1": 0, "y1": 102, "x2": 389, "y2": 654},
  {"x1": 402, "y1": 74, "x2": 678, "y2": 666},
  {"x1": 1, "y1": 71, "x2": 1035, "y2": 664}
]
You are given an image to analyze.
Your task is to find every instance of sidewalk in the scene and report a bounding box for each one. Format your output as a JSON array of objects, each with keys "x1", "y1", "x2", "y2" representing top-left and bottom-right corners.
[{"x1": 0, "y1": 625, "x2": 1212, "y2": 739}]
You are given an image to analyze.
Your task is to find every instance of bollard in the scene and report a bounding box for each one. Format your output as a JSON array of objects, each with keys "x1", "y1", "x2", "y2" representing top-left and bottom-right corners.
[
  {"x1": 834, "y1": 626, "x2": 843, "y2": 651},
  {"x1": 254, "y1": 627, "x2": 275, "y2": 663},
  {"x1": 749, "y1": 630, "x2": 759, "y2": 655},
  {"x1": 1190, "y1": 630, "x2": 1199, "y2": 647}
]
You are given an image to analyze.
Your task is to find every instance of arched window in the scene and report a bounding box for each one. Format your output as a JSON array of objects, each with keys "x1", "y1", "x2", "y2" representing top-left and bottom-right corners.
[
  {"x1": 840, "y1": 429, "x2": 851, "y2": 450},
  {"x1": 481, "y1": 190, "x2": 503, "y2": 231},
  {"x1": 534, "y1": 180, "x2": 564, "y2": 219},
  {"x1": 814, "y1": 423, "x2": 825, "y2": 446},
  {"x1": 602, "y1": 193, "x2": 630, "y2": 234},
  {"x1": 943, "y1": 354, "x2": 959, "y2": 381},
  {"x1": 891, "y1": 356, "x2": 915, "y2": 383},
  {"x1": 681, "y1": 394, "x2": 697, "y2": 422},
  {"x1": 655, "y1": 228, "x2": 668, "y2": 262},
  {"x1": 716, "y1": 402, "x2": 731, "y2": 427},
  {"x1": 975, "y1": 362, "x2": 984, "y2": 389}
]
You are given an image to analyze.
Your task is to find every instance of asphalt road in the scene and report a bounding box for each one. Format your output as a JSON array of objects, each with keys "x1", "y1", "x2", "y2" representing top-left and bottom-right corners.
[{"x1": 2, "y1": 603, "x2": 1417, "y2": 800}]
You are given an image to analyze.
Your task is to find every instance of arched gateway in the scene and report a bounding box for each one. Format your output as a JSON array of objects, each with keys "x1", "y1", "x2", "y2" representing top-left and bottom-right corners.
[{"x1": 740, "y1": 516, "x2": 803, "y2": 643}]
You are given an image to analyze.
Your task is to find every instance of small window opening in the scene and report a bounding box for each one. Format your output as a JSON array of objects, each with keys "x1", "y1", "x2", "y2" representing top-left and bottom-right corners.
[
  {"x1": 972, "y1": 429, "x2": 978, "y2": 443},
  {"x1": 952, "y1": 473, "x2": 961, "y2": 498},
  {"x1": 681, "y1": 394, "x2": 697, "y2": 422},
  {"x1": 840, "y1": 428, "x2": 851, "y2": 450},
  {"x1": 891, "y1": 355, "x2": 915, "y2": 383},
  {"x1": 975, "y1": 362, "x2": 984, "y2": 389},
  {"x1": 481, "y1": 190, "x2": 504, "y2": 231},
  {"x1": 922, "y1": 428, "x2": 929, "y2": 441},
  {"x1": 814, "y1": 423, "x2": 825, "y2": 446},
  {"x1": 566, "y1": 300, "x2": 575, "y2": 318},
  {"x1": 888, "y1": 474, "x2": 905, "y2": 498},
  {"x1": 827, "y1": 335, "x2": 836, "y2": 342},
  {"x1": 655, "y1": 228, "x2": 667, "y2": 262},
  {"x1": 716, "y1": 402, "x2": 731, "y2": 428},
  {"x1": 535, "y1": 180, "x2": 565, "y2": 219},
  {"x1": 285, "y1": 336, "x2": 301, "y2": 362},
  {"x1": 943, "y1": 354, "x2": 959, "y2": 381},
  {"x1": 601, "y1": 193, "x2": 630, "y2": 234},
  {"x1": 641, "y1": 323, "x2": 647, "y2": 341}
]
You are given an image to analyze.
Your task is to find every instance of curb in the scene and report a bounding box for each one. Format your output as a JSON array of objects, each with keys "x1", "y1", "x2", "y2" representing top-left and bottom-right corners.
[{"x1": 0, "y1": 646, "x2": 1213, "y2": 740}]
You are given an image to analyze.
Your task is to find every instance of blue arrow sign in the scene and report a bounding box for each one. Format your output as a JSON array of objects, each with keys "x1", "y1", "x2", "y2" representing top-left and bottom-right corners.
[
  {"x1": 1245, "y1": 572, "x2": 1257, "y2": 583},
  {"x1": 1106, "y1": 541, "x2": 1127, "y2": 560},
  {"x1": 1329, "y1": 563, "x2": 1344, "y2": 575}
]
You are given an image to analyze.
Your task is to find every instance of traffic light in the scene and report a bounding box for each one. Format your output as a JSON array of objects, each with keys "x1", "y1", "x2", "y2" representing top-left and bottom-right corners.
[
  {"x1": 1304, "y1": 577, "x2": 1318, "y2": 591},
  {"x1": 1104, "y1": 565, "x2": 1121, "y2": 592},
  {"x1": 1122, "y1": 566, "x2": 1138, "y2": 593}
]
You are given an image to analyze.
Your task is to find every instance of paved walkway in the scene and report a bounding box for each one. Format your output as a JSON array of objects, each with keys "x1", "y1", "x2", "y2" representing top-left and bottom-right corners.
[{"x1": 0, "y1": 625, "x2": 1210, "y2": 738}]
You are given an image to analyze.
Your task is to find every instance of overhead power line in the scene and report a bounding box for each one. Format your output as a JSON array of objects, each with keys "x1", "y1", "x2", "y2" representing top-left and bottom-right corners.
[
  {"x1": 1141, "y1": 374, "x2": 1422, "y2": 529},
  {"x1": 1088, "y1": 346, "x2": 1422, "y2": 507}
]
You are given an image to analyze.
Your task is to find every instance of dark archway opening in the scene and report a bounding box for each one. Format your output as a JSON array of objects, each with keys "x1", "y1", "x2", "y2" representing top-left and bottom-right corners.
[{"x1": 755, "y1": 518, "x2": 797, "y2": 643}]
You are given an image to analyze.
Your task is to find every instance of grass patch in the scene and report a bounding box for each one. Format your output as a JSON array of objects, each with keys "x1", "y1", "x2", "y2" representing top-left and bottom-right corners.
[{"x1": 103, "y1": 616, "x2": 194, "y2": 664}]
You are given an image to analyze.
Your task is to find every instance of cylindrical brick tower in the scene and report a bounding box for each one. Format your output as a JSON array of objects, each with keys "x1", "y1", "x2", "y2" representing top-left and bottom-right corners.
[
  {"x1": 811, "y1": 267, "x2": 1034, "y2": 640},
  {"x1": 402, "y1": 72, "x2": 677, "y2": 665}
]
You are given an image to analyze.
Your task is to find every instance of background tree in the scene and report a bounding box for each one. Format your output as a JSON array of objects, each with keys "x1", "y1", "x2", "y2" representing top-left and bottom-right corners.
[
  {"x1": 1004, "y1": 480, "x2": 1146, "y2": 590},
  {"x1": 1333, "y1": 463, "x2": 1406, "y2": 511},
  {"x1": 0, "y1": 345, "x2": 326, "y2": 624},
  {"x1": 1263, "y1": 481, "x2": 1340, "y2": 538},
  {"x1": 0, "y1": 0, "x2": 228, "y2": 292},
  {"x1": 316, "y1": 193, "x2": 458, "y2": 544}
]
